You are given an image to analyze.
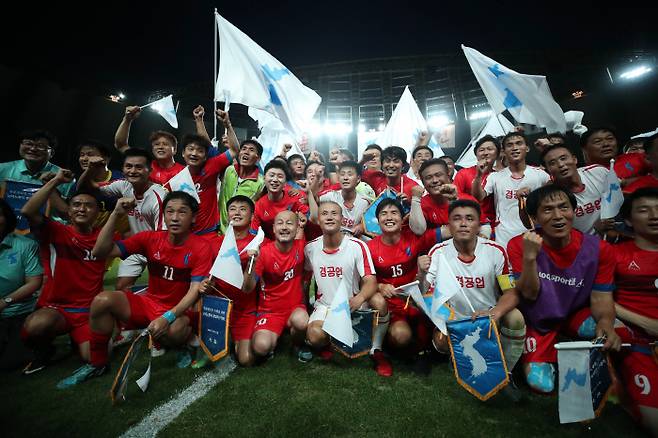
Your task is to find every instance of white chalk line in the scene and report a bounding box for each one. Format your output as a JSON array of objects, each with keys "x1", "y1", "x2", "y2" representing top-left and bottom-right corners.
[{"x1": 120, "y1": 357, "x2": 236, "y2": 438}]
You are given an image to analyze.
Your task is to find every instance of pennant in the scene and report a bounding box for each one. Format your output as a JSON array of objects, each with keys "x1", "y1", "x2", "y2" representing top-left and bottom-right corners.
[
  {"x1": 331, "y1": 310, "x2": 377, "y2": 359},
  {"x1": 600, "y1": 159, "x2": 623, "y2": 219},
  {"x1": 210, "y1": 222, "x2": 244, "y2": 289},
  {"x1": 199, "y1": 295, "x2": 233, "y2": 362},
  {"x1": 110, "y1": 330, "x2": 153, "y2": 404},
  {"x1": 167, "y1": 167, "x2": 200, "y2": 203},
  {"x1": 322, "y1": 279, "x2": 354, "y2": 346}
]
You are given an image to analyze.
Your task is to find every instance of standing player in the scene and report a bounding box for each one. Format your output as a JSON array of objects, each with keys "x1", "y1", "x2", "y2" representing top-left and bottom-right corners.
[
  {"x1": 473, "y1": 132, "x2": 550, "y2": 249},
  {"x1": 19, "y1": 170, "x2": 107, "y2": 376},
  {"x1": 243, "y1": 211, "x2": 309, "y2": 362},
  {"x1": 78, "y1": 148, "x2": 167, "y2": 289},
  {"x1": 304, "y1": 201, "x2": 392, "y2": 376},
  {"x1": 417, "y1": 199, "x2": 526, "y2": 375},
  {"x1": 613, "y1": 188, "x2": 658, "y2": 434},
  {"x1": 66, "y1": 191, "x2": 212, "y2": 387},
  {"x1": 361, "y1": 146, "x2": 419, "y2": 205},
  {"x1": 367, "y1": 198, "x2": 441, "y2": 373},
  {"x1": 251, "y1": 161, "x2": 309, "y2": 239}
]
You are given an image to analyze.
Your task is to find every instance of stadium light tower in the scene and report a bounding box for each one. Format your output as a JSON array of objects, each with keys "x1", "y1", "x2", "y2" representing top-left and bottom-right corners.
[{"x1": 619, "y1": 65, "x2": 653, "y2": 80}]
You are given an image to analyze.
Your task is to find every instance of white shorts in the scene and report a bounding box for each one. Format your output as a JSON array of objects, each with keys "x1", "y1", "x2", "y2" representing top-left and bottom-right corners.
[
  {"x1": 308, "y1": 300, "x2": 370, "y2": 323},
  {"x1": 117, "y1": 254, "x2": 147, "y2": 278}
]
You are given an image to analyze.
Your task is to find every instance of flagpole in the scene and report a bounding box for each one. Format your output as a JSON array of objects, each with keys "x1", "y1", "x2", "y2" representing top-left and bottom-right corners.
[
  {"x1": 213, "y1": 8, "x2": 218, "y2": 142},
  {"x1": 494, "y1": 113, "x2": 508, "y2": 135}
]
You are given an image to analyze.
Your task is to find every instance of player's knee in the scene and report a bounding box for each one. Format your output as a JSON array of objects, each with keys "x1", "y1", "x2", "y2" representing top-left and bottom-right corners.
[
  {"x1": 501, "y1": 308, "x2": 525, "y2": 331},
  {"x1": 90, "y1": 291, "x2": 116, "y2": 315},
  {"x1": 389, "y1": 323, "x2": 412, "y2": 347},
  {"x1": 252, "y1": 335, "x2": 272, "y2": 357},
  {"x1": 166, "y1": 319, "x2": 191, "y2": 346},
  {"x1": 306, "y1": 323, "x2": 327, "y2": 347},
  {"x1": 368, "y1": 293, "x2": 388, "y2": 314},
  {"x1": 23, "y1": 311, "x2": 56, "y2": 337},
  {"x1": 236, "y1": 346, "x2": 254, "y2": 367},
  {"x1": 291, "y1": 312, "x2": 309, "y2": 332}
]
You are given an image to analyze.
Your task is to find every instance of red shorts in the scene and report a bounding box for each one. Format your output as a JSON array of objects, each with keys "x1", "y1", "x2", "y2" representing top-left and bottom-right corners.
[
  {"x1": 522, "y1": 307, "x2": 592, "y2": 364},
  {"x1": 387, "y1": 296, "x2": 425, "y2": 324},
  {"x1": 49, "y1": 306, "x2": 90, "y2": 345},
  {"x1": 615, "y1": 325, "x2": 658, "y2": 415},
  {"x1": 230, "y1": 305, "x2": 258, "y2": 342},
  {"x1": 254, "y1": 304, "x2": 307, "y2": 337},
  {"x1": 123, "y1": 292, "x2": 196, "y2": 329}
]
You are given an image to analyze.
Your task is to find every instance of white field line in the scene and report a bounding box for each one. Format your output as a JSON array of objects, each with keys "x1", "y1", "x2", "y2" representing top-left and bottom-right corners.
[{"x1": 120, "y1": 357, "x2": 236, "y2": 438}]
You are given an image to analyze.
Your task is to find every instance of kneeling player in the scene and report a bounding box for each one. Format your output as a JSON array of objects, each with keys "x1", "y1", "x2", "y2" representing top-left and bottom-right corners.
[
  {"x1": 613, "y1": 188, "x2": 658, "y2": 434},
  {"x1": 417, "y1": 200, "x2": 526, "y2": 376},
  {"x1": 243, "y1": 211, "x2": 309, "y2": 362},
  {"x1": 62, "y1": 191, "x2": 212, "y2": 386},
  {"x1": 304, "y1": 201, "x2": 392, "y2": 376}
]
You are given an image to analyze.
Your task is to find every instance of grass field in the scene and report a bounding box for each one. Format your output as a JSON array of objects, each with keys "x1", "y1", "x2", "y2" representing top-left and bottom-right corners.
[{"x1": 0, "y1": 264, "x2": 647, "y2": 437}]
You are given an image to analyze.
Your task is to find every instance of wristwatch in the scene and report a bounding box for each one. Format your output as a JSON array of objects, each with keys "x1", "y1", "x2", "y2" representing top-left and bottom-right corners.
[{"x1": 3, "y1": 297, "x2": 13, "y2": 304}]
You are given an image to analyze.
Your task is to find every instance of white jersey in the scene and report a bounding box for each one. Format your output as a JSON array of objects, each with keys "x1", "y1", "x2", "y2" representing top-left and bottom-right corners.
[
  {"x1": 99, "y1": 180, "x2": 166, "y2": 233},
  {"x1": 426, "y1": 237, "x2": 511, "y2": 319},
  {"x1": 304, "y1": 235, "x2": 375, "y2": 306},
  {"x1": 572, "y1": 165, "x2": 608, "y2": 235},
  {"x1": 484, "y1": 165, "x2": 550, "y2": 248},
  {"x1": 406, "y1": 167, "x2": 422, "y2": 185},
  {"x1": 319, "y1": 190, "x2": 370, "y2": 229}
]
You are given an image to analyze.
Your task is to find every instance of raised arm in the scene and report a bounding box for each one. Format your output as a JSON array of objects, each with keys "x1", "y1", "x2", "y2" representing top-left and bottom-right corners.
[
  {"x1": 92, "y1": 197, "x2": 135, "y2": 259},
  {"x1": 471, "y1": 160, "x2": 489, "y2": 201},
  {"x1": 193, "y1": 106, "x2": 211, "y2": 143},
  {"x1": 21, "y1": 169, "x2": 74, "y2": 228},
  {"x1": 76, "y1": 156, "x2": 107, "y2": 190},
  {"x1": 408, "y1": 185, "x2": 427, "y2": 235},
  {"x1": 514, "y1": 232, "x2": 542, "y2": 301},
  {"x1": 216, "y1": 109, "x2": 240, "y2": 159},
  {"x1": 114, "y1": 106, "x2": 141, "y2": 153}
]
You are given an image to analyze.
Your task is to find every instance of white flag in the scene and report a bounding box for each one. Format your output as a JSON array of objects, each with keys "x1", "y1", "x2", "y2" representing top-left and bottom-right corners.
[
  {"x1": 248, "y1": 107, "x2": 299, "y2": 165},
  {"x1": 375, "y1": 86, "x2": 443, "y2": 160},
  {"x1": 322, "y1": 279, "x2": 354, "y2": 346},
  {"x1": 214, "y1": 12, "x2": 321, "y2": 141},
  {"x1": 240, "y1": 227, "x2": 265, "y2": 255},
  {"x1": 557, "y1": 345, "x2": 594, "y2": 423},
  {"x1": 408, "y1": 283, "x2": 448, "y2": 335},
  {"x1": 456, "y1": 115, "x2": 514, "y2": 168},
  {"x1": 147, "y1": 95, "x2": 178, "y2": 129},
  {"x1": 167, "y1": 166, "x2": 200, "y2": 203},
  {"x1": 210, "y1": 222, "x2": 244, "y2": 290},
  {"x1": 430, "y1": 251, "x2": 462, "y2": 317},
  {"x1": 600, "y1": 159, "x2": 624, "y2": 219},
  {"x1": 462, "y1": 45, "x2": 566, "y2": 133}
]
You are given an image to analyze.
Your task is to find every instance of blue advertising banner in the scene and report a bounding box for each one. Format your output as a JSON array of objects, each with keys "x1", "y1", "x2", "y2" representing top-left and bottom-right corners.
[
  {"x1": 0, "y1": 180, "x2": 47, "y2": 234},
  {"x1": 332, "y1": 310, "x2": 377, "y2": 359},
  {"x1": 199, "y1": 295, "x2": 232, "y2": 362},
  {"x1": 447, "y1": 316, "x2": 509, "y2": 401}
]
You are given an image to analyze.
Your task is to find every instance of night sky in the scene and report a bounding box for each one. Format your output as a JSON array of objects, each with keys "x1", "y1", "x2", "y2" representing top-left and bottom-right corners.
[{"x1": 4, "y1": 2, "x2": 658, "y2": 97}]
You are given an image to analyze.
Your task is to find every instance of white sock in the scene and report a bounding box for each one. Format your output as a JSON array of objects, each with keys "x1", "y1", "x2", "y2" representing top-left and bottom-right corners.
[
  {"x1": 370, "y1": 312, "x2": 390, "y2": 354},
  {"x1": 500, "y1": 325, "x2": 526, "y2": 371}
]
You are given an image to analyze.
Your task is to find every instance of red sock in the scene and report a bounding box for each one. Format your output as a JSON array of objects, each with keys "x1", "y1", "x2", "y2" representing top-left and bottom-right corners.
[{"x1": 89, "y1": 330, "x2": 111, "y2": 367}]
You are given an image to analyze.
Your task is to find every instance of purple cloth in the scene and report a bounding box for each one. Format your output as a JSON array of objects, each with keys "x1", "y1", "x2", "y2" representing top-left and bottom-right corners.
[{"x1": 520, "y1": 233, "x2": 599, "y2": 334}]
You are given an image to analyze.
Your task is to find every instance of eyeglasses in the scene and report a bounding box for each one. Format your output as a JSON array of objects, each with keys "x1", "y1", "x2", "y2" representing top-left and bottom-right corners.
[{"x1": 21, "y1": 141, "x2": 51, "y2": 151}]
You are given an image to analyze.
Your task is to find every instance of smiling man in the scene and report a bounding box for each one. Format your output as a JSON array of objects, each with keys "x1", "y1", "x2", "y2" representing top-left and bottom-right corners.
[
  {"x1": 361, "y1": 146, "x2": 419, "y2": 206},
  {"x1": 507, "y1": 185, "x2": 621, "y2": 393},
  {"x1": 580, "y1": 127, "x2": 620, "y2": 167}
]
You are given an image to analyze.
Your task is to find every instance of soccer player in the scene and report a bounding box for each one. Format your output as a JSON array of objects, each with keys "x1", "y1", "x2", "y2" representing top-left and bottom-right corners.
[
  {"x1": 541, "y1": 144, "x2": 610, "y2": 235},
  {"x1": 304, "y1": 201, "x2": 392, "y2": 376},
  {"x1": 362, "y1": 144, "x2": 383, "y2": 171},
  {"x1": 180, "y1": 134, "x2": 235, "y2": 236},
  {"x1": 361, "y1": 146, "x2": 419, "y2": 205},
  {"x1": 507, "y1": 185, "x2": 621, "y2": 393},
  {"x1": 114, "y1": 106, "x2": 184, "y2": 185},
  {"x1": 19, "y1": 169, "x2": 106, "y2": 375},
  {"x1": 308, "y1": 161, "x2": 370, "y2": 236},
  {"x1": 624, "y1": 133, "x2": 658, "y2": 193},
  {"x1": 579, "y1": 127, "x2": 619, "y2": 167},
  {"x1": 251, "y1": 161, "x2": 309, "y2": 240},
  {"x1": 453, "y1": 135, "x2": 499, "y2": 234},
  {"x1": 367, "y1": 197, "x2": 441, "y2": 373},
  {"x1": 473, "y1": 132, "x2": 550, "y2": 249},
  {"x1": 203, "y1": 195, "x2": 260, "y2": 367},
  {"x1": 406, "y1": 145, "x2": 433, "y2": 184},
  {"x1": 67, "y1": 191, "x2": 212, "y2": 387},
  {"x1": 612, "y1": 188, "x2": 658, "y2": 434},
  {"x1": 243, "y1": 211, "x2": 309, "y2": 362},
  {"x1": 417, "y1": 199, "x2": 526, "y2": 375},
  {"x1": 78, "y1": 148, "x2": 167, "y2": 289}
]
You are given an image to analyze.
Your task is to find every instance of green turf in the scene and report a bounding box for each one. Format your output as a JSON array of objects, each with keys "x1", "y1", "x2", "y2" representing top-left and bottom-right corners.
[{"x1": 0, "y1": 335, "x2": 645, "y2": 438}]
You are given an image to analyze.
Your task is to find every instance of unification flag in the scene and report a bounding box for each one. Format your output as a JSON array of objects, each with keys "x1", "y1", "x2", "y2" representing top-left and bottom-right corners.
[
  {"x1": 322, "y1": 279, "x2": 354, "y2": 346},
  {"x1": 447, "y1": 316, "x2": 509, "y2": 401},
  {"x1": 462, "y1": 45, "x2": 566, "y2": 133},
  {"x1": 331, "y1": 310, "x2": 377, "y2": 359},
  {"x1": 210, "y1": 222, "x2": 244, "y2": 290},
  {"x1": 600, "y1": 159, "x2": 624, "y2": 219},
  {"x1": 167, "y1": 167, "x2": 200, "y2": 203},
  {"x1": 363, "y1": 189, "x2": 399, "y2": 237},
  {"x1": 408, "y1": 282, "x2": 454, "y2": 335},
  {"x1": 556, "y1": 341, "x2": 612, "y2": 424},
  {"x1": 214, "y1": 12, "x2": 321, "y2": 142},
  {"x1": 248, "y1": 107, "x2": 300, "y2": 166},
  {"x1": 429, "y1": 251, "x2": 462, "y2": 320},
  {"x1": 144, "y1": 94, "x2": 178, "y2": 129},
  {"x1": 376, "y1": 86, "x2": 443, "y2": 160},
  {"x1": 240, "y1": 227, "x2": 265, "y2": 255}
]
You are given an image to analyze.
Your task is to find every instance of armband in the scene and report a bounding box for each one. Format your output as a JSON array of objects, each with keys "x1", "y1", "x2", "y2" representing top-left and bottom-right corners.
[{"x1": 162, "y1": 310, "x2": 177, "y2": 324}]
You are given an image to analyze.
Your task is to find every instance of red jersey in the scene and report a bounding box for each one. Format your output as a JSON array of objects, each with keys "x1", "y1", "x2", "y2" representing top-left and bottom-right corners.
[
  {"x1": 254, "y1": 239, "x2": 305, "y2": 313},
  {"x1": 362, "y1": 169, "x2": 419, "y2": 200},
  {"x1": 150, "y1": 161, "x2": 185, "y2": 186},
  {"x1": 453, "y1": 166, "x2": 496, "y2": 224},
  {"x1": 191, "y1": 151, "x2": 232, "y2": 234},
  {"x1": 613, "y1": 241, "x2": 658, "y2": 324},
  {"x1": 623, "y1": 174, "x2": 658, "y2": 194},
  {"x1": 507, "y1": 229, "x2": 614, "y2": 291},
  {"x1": 37, "y1": 220, "x2": 109, "y2": 309},
  {"x1": 251, "y1": 192, "x2": 309, "y2": 239},
  {"x1": 208, "y1": 232, "x2": 257, "y2": 309},
  {"x1": 117, "y1": 231, "x2": 212, "y2": 308},
  {"x1": 614, "y1": 152, "x2": 650, "y2": 180},
  {"x1": 367, "y1": 228, "x2": 441, "y2": 287},
  {"x1": 420, "y1": 193, "x2": 478, "y2": 228}
]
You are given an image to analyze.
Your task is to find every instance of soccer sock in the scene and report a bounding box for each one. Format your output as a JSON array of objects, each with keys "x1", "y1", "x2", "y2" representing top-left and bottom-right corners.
[
  {"x1": 371, "y1": 312, "x2": 390, "y2": 354},
  {"x1": 89, "y1": 330, "x2": 112, "y2": 367},
  {"x1": 500, "y1": 325, "x2": 526, "y2": 371},
  {"x1": 414, "y1": 319, "x2": 431, "y2": 353}
]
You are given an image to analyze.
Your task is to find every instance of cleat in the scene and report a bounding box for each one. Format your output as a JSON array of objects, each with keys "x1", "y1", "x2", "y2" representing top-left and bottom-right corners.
[
  {"x1": 151, "y1": 344, "x2": 166, "y2": 358},
  {"x1": 56, "y1": 364, "x2": 107, "y2": 389},
  {"x1": 371, "y1": 350, "x2": 393, "y2": 377},
  {"x1": 412, "y1": 350, "x2": 432, "y2": 376},
  {"x1": 318, "y1": 346, "x2": 334, "y2": 361},
  {"x1": 175, "y1": 348, "x2": 194, "y2": 369},
  {"x1": 23, "y1": 345, "x2": 56, "y2": 376},
  {"x1": 296, "y1": 346, "x2": 313, "y2": 363}
]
